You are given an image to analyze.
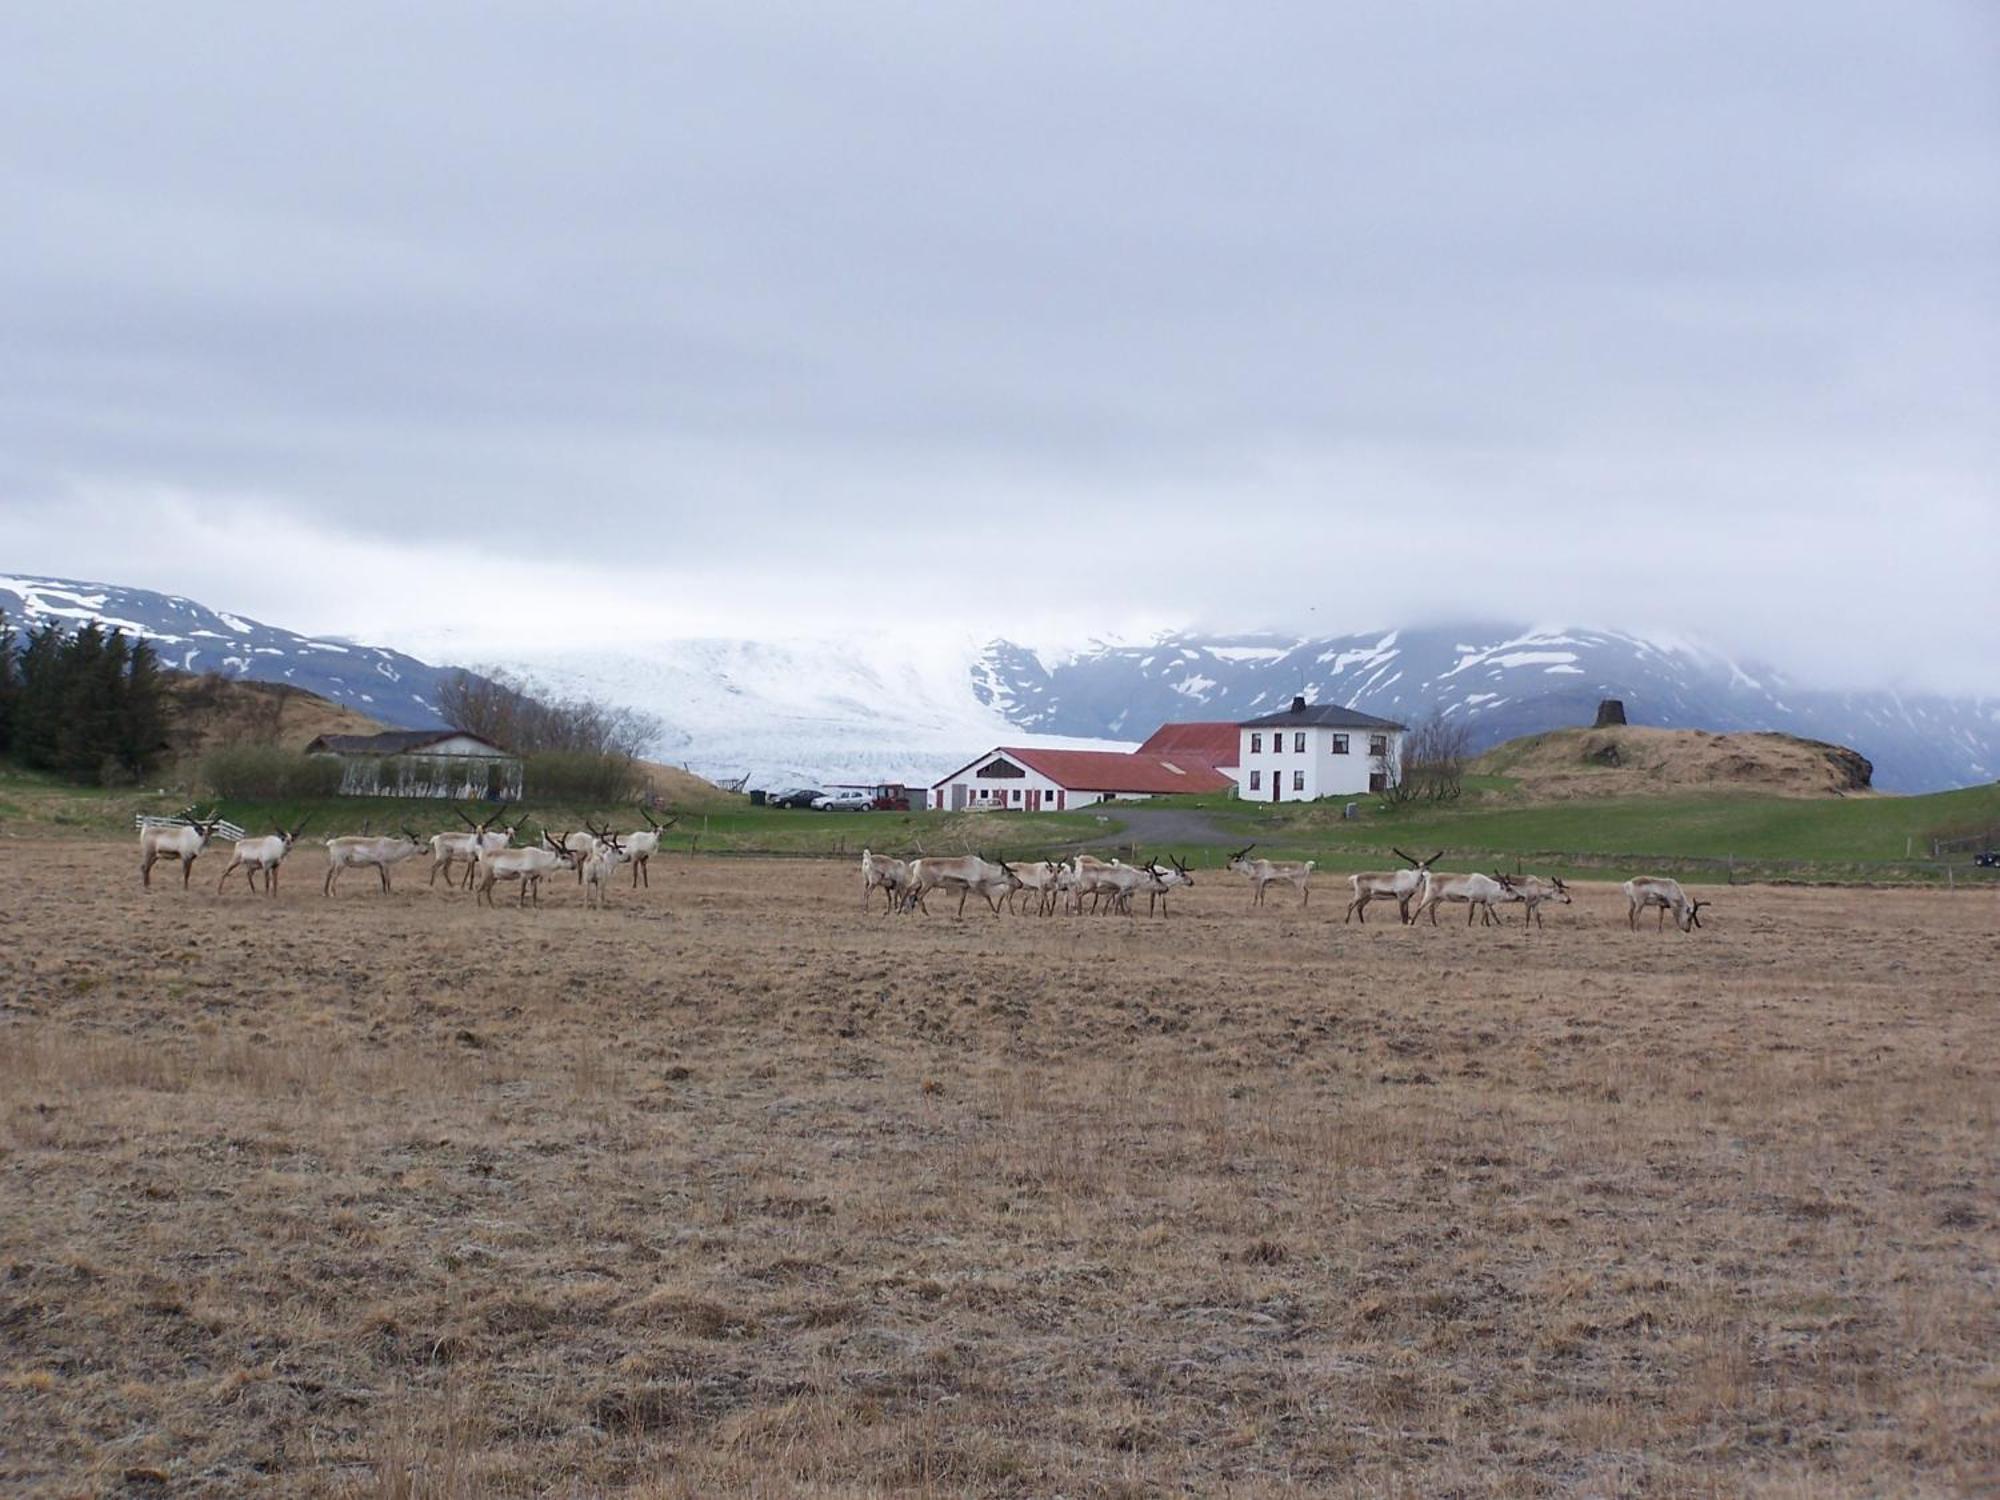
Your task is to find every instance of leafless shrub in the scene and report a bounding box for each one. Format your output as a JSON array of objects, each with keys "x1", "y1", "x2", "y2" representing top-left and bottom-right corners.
[
  {"x1": 436, "y1": 667, "x2": 661, "y2": 759},
  {"x1": 1381, "y1": 707, "x2": 1474, "y2": 802}
]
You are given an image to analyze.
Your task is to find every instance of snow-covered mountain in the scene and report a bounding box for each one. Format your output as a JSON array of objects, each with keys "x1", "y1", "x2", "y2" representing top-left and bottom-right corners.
[
  {"x1": 5, "y1": 574, "x2": 1994, "y2": 792},
  {"x1": 975, "y1": 625, "x2": 1998, "y2": 793},
  {"x1": 0, "y1": 574, "x2": 454, "y2": 727},
  {"x1": 487, "y1": 638, "x2": 1135, "y2": 790}
]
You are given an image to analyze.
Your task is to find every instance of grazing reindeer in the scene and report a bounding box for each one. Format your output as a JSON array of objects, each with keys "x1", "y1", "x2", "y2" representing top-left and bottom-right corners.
[
  {"x1": 476, "y1": 830, "x2": 579, "y2": 908},
  {"x1": 323, "y1": 826, "x2": 426, "y2": 895},
  {"x1": 1622, "y1": 876, "x2": 1709, "y2": 932},
  {"x1": 216, "y1": 815, "x2": 311, "y2": 895},
  {"x1": 621, "y1": 808, "x2": 677, "y2": 887},
  {"x1": 140, "y1": 807, "x2": 224, "y2": 890},
  {"x1": 1226, "y1": 845, "x2": 1316, "y2": 907},
  {"x1": 1496, "y1": 873, "x2": 1572, "y2": 931},
  {"x1": 1413, "y1": 870, "x2": 1511, "y2": 927},
  {"x1": 1345, "y1": 848, "x2": 1442, "y2": 925}
]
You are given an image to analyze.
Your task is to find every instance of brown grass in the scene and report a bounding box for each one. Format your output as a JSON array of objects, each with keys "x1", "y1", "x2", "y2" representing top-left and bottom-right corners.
[
  {"x1": 1476, "y1": 726, "x2": 1878, "y2": 800},
  {"x1": 3, "y1": 844, "x2": 1995, "y2": 1495}
]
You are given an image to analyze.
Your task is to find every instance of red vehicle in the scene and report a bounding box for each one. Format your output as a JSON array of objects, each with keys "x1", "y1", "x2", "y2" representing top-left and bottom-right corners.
[{"x1": 868, "y1": 783, "x2": 921, "y2": 812}]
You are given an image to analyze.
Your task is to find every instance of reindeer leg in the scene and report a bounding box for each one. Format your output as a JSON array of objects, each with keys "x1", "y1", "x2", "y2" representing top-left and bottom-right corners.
[{"x1": 217, "y1": 860, "x2": 238, "y2": 893}]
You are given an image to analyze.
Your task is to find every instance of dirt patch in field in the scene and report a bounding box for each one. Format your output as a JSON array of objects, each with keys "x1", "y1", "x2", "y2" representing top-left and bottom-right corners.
[
  {"x1": 3, "y1": 847, "x2": 1995, "y2": 1495},
  {"x1": 1479, "y1": 726, "x2": 1877, "y2": 800}
]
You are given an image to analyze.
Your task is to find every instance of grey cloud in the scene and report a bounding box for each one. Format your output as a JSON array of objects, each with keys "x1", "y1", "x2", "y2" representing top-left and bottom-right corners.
[{"x1": 0, "y1": 2, "x2": 1994, "y2": 690}]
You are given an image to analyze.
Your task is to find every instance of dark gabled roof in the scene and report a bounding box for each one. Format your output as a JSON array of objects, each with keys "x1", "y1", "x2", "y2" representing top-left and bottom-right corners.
[
  {"x1": 304, "y1": 729, "x2": 513, "y2": 757},
  {"x1": 1239, "y1": 696, "x2": 1406, "y2": 731}
]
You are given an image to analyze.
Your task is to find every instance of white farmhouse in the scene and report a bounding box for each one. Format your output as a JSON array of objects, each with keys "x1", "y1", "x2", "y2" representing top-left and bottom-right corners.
[{"x1": 1235, "y1": 696, "x2": 1406, "y2": 803}]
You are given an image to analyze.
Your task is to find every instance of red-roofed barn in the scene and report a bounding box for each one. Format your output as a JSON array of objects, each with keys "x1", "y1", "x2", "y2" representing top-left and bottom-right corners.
[{"x1": 930, "y1": 742, "x2": 1234, "y2": 812}]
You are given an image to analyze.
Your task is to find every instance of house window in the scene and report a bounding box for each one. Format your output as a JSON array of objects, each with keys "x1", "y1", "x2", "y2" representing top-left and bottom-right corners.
[
  {"x1": 1012, "y1": 789, "x2": 1022, "y2": 803},
  {"x1": 1294, "y1": 732, "x2": 1306, "y2": 753},
  {"x1": 1250, "y1": 733, "x2": 1262, "y2": 754},
  {"x1": 1331, "y1": 734, "x2": 1350, "y2": 755},
  {"x1": 1293, "y1": 770, "x2": 1304, "y2": 791},
  {"x1": 1370, "y1": 735, "x2": 1389, "y2": 758},
  {"x1": 1249, "y1": 770, "x2": 1262, "y2": 791}
]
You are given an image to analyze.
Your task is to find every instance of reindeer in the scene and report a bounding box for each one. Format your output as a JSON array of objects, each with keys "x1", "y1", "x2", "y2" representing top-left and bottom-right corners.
[
  {"x1": 581, "y1": 827, "x2": 628, "y2": 909},
  {"x1": 1345, "y1": 848, "x2": 1441, "y2": 924},
  {"x1": 476, "y1": 830, "x2": 580, "y2": 908},
  {"x1": 1005, "y1": 857, "x2": 1069, "y2": 916},
  {"x1": 1412, "y1": 870, "x2": 1512, "y2": 927},
  {"x1": 1622, "y1": 877, "x2": 1709, "y2": 932},
  {"x1": 1496, "y1": 873, "x2": 1572, "y2": 931},
  {"x1": 215, "y1": 815, "x2": 311, "y2": 895},
  {"x1": 903, "y1": 855, "x2": 1017, "y2": 916},
  {"x1": 1145, "y1": 855, "x2": 1195, "y2": 916},
  {"x1": 860, "y1": 849, "x2": 912, "y2": 912},
  {"x1": 621, "y1": 808, "x2": 677, "y2": 887},
  {"x1": 140, "y1": 807, "x2": 224, "y2": 890},
  {"x1": 1225, "y1": 845, "x2": 1316, "y2": 907},
  {"x1": 323, "y1": 826, "x2": 426, "y2": 895},
  {"x1": 429, "y1": 807, "x2": 520, "y2": 888}
]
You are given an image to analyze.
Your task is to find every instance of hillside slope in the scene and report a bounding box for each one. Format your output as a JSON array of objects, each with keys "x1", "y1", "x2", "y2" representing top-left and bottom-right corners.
[
  {"x1": 166, "y1": 674, "x2": 388, "y2": 761},
  {"x1": 1475, "y1": 727, "x2": 1876, "y2": 800}
]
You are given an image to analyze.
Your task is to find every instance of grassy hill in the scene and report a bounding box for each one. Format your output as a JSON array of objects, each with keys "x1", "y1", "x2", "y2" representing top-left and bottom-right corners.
[{"x1": 1473, "y1": 725, "x2": 1876, "y2": 799}]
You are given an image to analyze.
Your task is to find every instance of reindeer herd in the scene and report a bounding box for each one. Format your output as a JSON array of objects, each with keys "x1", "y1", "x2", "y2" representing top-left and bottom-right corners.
[
  {"x1": 856, "y1": 844, "x2": 1712, "y2": 932},
  {"x1": 138, "y1": 805, "x2": 680, "y2": 910},
  {"x1": 138, "y1": 806, "x2": 1711, "y2": 932}
]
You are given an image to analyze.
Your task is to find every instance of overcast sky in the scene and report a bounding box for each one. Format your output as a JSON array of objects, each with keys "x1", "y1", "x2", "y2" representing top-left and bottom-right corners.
[{"x1": 2, "y1": 3, "x2": 1995, "y2": 691}]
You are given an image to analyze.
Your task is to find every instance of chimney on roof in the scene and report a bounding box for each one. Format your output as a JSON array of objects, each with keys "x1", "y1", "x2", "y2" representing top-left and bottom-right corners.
[{"x1": 1291, "y1": 694, "x2": 1307, "y2": 714}]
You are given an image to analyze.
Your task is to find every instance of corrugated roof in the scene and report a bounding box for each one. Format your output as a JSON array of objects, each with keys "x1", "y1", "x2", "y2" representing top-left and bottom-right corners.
[
  {"x1": 1136, "y1": 721, "x2": 1240, "y2": 769},
  {"x1": 1239, "y1": 696, "x2": 1406, "y2": 731},
  {"x1": 304, "y1": 729, "x2": 513, "y2": 756},
  {"x1": 989, "y1": 747, "x2": 1235, "y2": 795}
]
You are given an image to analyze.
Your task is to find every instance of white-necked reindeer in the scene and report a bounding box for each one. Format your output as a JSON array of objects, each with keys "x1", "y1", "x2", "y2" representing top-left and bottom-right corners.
[
  {"x1": 140, "y1": 807, "x2": 224, "y2": 890},
  {"x1": 581, "y1": 824, "x2": 627, "y2": 909},
  {"x1": 1226, "y1": 845, "x2": 1316, "y2": 907},
  {"x1": 860, "y1": 849, "x2": 912, "y2": 912},
  {"x1": 216, "y1": 815, "x2": 311, "y2": 895},
  {"x1": 621, "y1": 808, "x2": 676, "y2": 887},
  {"x1": 1345, "y1": 848, "x2": 1441, "y2": 925},
  {"x1": 1413, "y1": 870, "x2": 1511, "y2": 927},
  {"x1": 476, "y1": 830, "x2": 579, "y2": 908},
  {"x1": 428, "y1": 807, "x2": 521, "y2": 888},
  {"x1": 1622, "y1": 876, "x2": 1709, "y2": 933},
  {"x1": 323, "y1": 826, "x2": 426, "y2": 895}
]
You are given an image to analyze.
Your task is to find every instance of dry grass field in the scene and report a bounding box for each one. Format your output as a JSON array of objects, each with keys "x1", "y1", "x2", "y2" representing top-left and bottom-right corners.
[{"x1": 3, "y1": 843, "x2": 1996, "y2": 1497}]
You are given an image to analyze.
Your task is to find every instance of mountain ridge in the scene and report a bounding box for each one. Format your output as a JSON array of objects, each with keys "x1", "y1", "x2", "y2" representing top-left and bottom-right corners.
[{"x1": 3, "y1": 574, "x2": 1992, "y2": 793}]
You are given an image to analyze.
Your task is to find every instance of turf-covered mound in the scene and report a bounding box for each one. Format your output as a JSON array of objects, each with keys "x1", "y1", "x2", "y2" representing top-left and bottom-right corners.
[{"x1": 1475, "y1": 725, "x2": 1874, "y2": 799}]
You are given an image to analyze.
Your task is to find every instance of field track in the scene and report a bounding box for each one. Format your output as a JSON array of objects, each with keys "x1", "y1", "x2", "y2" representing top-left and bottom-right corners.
[{"x1": 4, "y1": 842, "x2": 1997, "y2": 1495}]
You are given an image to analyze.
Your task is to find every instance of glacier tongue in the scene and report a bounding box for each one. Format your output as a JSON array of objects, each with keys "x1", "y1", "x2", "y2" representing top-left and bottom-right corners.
[{"x1": 508, "y1": 634, "x2": 1135, "y2": 790}]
